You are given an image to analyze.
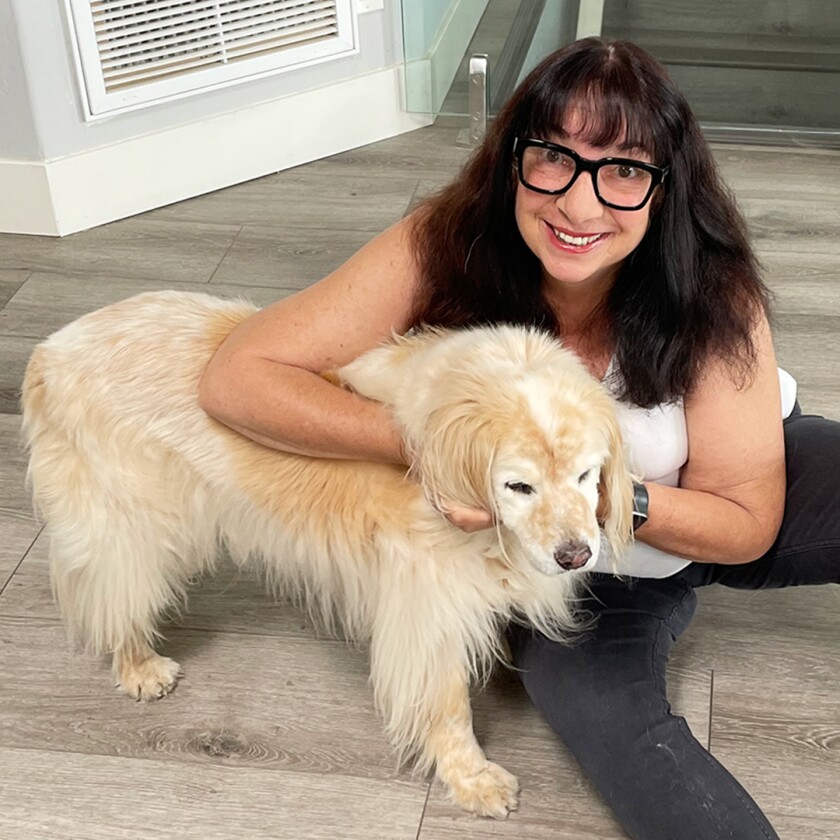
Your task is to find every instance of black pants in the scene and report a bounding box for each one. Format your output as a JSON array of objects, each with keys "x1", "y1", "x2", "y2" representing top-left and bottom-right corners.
[{"x1": 508, "y1": 412, "x2": 840, "y2": 840}]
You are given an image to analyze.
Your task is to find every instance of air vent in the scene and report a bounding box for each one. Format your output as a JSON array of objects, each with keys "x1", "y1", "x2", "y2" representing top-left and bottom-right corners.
[{"x1": 68, "y1": 0, "x2": 358, "y2": 116}]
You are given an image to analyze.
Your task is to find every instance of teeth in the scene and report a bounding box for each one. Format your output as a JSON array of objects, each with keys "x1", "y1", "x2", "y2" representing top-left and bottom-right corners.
[{"x1": 552, "y1": 228, "x2": 602, "y2": 246}]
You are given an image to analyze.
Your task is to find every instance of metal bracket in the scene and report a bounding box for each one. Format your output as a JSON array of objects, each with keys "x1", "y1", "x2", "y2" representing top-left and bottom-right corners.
[{"x1": 457, "y1": 54, "x2": 489, "y2": 147}]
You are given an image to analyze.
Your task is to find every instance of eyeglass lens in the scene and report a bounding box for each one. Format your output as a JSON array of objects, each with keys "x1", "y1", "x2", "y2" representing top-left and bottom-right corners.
[{"x1": 521, "y1": 145, "x2": 654, "y2": 208}]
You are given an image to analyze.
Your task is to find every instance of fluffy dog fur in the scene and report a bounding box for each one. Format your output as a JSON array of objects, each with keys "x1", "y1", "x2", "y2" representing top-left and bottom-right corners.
[{"x1": 21, "y1": 290, "x2": 633, "y2": 817}]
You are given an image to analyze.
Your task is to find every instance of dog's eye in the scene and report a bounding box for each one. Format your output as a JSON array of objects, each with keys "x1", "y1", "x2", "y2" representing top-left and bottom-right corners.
[
  {"x1": 578, "y1": 469, "x2": 592, "y2": 484},
  {"x1": 505, "y1": 481, "x2": 535, "y2": 495}
]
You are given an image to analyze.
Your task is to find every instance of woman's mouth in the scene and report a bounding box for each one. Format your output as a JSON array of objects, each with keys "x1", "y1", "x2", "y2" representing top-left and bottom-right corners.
[{"x1": 545, "y1": 221, "x2": 608, "y2": 252}]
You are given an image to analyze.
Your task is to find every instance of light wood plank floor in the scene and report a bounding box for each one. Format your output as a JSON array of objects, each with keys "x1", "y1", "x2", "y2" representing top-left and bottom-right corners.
[{"x1": 1, "y1": 122, "x2": 838, "y2": 839}]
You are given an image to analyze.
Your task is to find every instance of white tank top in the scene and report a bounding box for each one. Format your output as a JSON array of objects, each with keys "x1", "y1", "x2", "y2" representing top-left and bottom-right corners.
[{"x1": 591, "y1": 365, "x2": 798, "y2": 578}]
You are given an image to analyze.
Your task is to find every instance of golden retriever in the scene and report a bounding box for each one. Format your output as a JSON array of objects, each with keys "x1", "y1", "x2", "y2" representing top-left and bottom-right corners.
[{"x1": 21, "y1": 290, "x2": 633, "y2": 818}]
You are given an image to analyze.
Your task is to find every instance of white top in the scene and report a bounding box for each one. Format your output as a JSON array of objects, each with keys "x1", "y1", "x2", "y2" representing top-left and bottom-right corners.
[{"x1": 591, "y1": 367, "x2": 797, "y2": 578}]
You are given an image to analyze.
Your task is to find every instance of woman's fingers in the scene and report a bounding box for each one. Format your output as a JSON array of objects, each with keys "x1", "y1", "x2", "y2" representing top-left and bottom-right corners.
[{"x1": 438, "y1": 501, "x2": 495, "y2": 532}]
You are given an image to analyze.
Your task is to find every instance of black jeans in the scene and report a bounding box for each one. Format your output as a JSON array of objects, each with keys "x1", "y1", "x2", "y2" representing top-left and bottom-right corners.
[{"x1": 508, "y1": 411, "x2": 840, "y2": 840}]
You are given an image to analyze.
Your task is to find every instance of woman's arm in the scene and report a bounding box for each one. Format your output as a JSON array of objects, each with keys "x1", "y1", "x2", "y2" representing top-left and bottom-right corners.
[
  {"x1": 636, "y1": 314, "x2": 786, "y2": 564},
  {"x1": 198, "y1": 217, "x2": 420, "y2": 463}
]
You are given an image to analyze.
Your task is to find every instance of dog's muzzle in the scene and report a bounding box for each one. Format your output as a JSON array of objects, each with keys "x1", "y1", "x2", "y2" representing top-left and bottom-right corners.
[{"x1": 553, "y1": 540, "x2": 592, "y2": 571}]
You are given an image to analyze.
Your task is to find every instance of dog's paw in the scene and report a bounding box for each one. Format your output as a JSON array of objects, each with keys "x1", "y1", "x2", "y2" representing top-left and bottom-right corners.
[
  {"x1": 449, "y1": 761, "x2": 520, "y2": 819},
  {"x1": 116, "y1": 654, "x2": 182, "y2": 702}
]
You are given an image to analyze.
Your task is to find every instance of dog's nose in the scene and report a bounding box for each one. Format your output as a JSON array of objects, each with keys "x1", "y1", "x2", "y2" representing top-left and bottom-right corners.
[{"x1": 554, "y1": 541, "x2": 592, "y2": 570}]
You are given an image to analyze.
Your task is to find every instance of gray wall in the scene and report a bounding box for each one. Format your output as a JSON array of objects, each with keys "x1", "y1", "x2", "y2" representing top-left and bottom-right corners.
[{"x1": 0, "y1": 0, "x2": 42, "y2": 160}]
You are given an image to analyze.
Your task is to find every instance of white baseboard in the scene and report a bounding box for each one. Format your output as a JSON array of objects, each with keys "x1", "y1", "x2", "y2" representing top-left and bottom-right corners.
[
  {"x1": 404, "y1": 0, "x2": 490, "y2": 114},
  {"x1": 1, "y1": 163, "x2": 59, "y2": 237},
  {"x1": 0, "y1": 66, "x2": 432, "y2": 237}
]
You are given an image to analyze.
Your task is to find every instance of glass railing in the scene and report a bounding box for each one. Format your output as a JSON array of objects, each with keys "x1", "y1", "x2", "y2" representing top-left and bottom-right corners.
[{"x1": 401, "y1": 0, "x2": 840, "y2": 148}]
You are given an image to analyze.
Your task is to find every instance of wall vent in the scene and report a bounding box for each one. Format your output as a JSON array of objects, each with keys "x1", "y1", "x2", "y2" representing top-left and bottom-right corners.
[{"x1": 67, "y1": 0, "x2": 358, "y2": 116}]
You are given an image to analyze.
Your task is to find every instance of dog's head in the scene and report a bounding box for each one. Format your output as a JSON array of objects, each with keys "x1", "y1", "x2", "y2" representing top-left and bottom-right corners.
[{"x1": 339, "y1": 325, "x2": 634, "y2": 575}]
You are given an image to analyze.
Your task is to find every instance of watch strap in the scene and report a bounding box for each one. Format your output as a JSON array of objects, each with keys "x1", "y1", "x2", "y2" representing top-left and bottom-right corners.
[{"x1": 633, "y1": 481, "x2": 649, "y2": 531}]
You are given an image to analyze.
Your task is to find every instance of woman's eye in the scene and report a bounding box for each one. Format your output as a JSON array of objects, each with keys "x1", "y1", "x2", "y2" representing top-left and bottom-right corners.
[
  {"x1": 543, "y1": 150, "x2": 570, "y2": 167},
  {"x1": 578, "y1": 469, "x2": 592, "y2": 483},
  {"x1": 505, "y1": 481, "x2": 536, "y2": 495},
  {"x1": 616, "y1": 165, "x2": 640, "y2": 179}
]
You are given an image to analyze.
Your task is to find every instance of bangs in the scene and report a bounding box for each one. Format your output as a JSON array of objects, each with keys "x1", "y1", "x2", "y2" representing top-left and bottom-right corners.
[
  {"x1": 530, "y1": 87, "x2": 660, "y2": 159},
  {"x1": 519, "y1": 46, "x2": 672, "y2": 164}
]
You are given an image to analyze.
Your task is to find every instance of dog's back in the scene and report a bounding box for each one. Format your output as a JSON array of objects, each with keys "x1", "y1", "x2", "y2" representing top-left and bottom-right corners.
[{"x1": 22, "y1": 291, "x2": 255, "y2": 467}]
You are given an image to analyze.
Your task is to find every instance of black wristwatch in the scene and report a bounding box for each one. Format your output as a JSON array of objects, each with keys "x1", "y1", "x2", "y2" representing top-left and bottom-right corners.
[{"x1": 633, "y1": 482, "x2": 649, "y2": 531}]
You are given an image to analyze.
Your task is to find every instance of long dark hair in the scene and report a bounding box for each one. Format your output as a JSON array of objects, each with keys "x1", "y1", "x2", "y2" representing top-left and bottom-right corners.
[{"x1": 408, "y1": 38, "x2": 769, "y2": 407}]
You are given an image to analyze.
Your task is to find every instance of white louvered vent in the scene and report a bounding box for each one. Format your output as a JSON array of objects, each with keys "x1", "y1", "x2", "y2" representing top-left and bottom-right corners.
[{"x1": 68, "y1": 0, "x2": 358, "y2": 116}]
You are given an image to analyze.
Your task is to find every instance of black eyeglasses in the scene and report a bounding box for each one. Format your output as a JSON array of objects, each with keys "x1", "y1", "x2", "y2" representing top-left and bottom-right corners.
[{"x1": 513, "y1": 138, "x2": 669, "y2": 211}]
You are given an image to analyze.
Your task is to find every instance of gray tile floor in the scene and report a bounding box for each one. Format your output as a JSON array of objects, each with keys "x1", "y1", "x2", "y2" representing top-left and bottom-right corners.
[{"x1": 0, "y1": 122, "x2": 838, "y2": 839}]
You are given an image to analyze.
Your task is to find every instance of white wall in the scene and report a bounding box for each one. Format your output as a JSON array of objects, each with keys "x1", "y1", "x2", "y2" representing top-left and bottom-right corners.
[{"x1": 0, "y1": 0, "x2": 432, "y2": 235}]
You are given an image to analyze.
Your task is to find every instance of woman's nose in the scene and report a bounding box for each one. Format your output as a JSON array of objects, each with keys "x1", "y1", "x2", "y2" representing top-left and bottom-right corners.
[{"x1": 556, "y1": 171, "x2": 603, "y2": 223}]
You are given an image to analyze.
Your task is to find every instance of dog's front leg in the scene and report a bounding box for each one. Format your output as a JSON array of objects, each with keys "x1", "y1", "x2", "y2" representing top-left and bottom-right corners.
[
  {"x1": 423, "y1": 670, "x2": 520, "y2": 818},
  {"x1": 370, "y1": 583, "x2": 519, "y2": 817}
]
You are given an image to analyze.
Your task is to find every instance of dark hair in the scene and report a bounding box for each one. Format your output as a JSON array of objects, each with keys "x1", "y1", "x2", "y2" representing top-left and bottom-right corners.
[{"x1": 408, "y1": 37, "x2": 769, "y2": 407}]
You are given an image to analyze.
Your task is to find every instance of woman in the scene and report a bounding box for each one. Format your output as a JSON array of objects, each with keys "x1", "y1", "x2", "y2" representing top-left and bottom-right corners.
[{"x1": 199, "y1": 38, "x2": 838, "y2": 840}]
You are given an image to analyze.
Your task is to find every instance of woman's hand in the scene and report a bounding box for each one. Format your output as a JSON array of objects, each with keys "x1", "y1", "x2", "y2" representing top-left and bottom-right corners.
[{"x1": 437, "y1": 501, "x2": 495, "y2": 533}]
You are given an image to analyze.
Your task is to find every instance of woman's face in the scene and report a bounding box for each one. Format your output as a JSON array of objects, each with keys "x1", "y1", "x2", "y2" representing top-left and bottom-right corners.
[{"x1": 514, "y1": 113, "x2": 656, "y2": 294}]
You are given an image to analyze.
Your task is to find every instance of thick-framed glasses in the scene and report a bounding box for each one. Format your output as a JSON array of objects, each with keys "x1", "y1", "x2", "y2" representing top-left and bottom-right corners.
[{"x1": 513, "y1": 137, "x2": 669, "y2": 211}]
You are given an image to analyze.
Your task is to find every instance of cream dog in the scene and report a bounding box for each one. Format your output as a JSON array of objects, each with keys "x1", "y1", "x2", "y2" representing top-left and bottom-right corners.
[{"x1": 21, "y1": 290, "x2": 633, "y2": 817}]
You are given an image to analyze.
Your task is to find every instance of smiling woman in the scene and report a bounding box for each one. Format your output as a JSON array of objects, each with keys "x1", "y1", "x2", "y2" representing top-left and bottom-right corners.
[{"x1": 195, "y1": 37, "x2": 840, "y2": 840}]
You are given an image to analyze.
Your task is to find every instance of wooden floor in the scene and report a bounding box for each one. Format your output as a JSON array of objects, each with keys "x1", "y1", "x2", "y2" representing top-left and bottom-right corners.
[{"x1": 1, "y1": 122, "x2": 839, "y2": 839}]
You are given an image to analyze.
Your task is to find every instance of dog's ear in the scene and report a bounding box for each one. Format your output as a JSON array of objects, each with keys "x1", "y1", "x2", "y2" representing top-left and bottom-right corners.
[
  {"x1": 595, "y1": 397, "x2": 635, "y2": 560},
  {"x1": 411, "y1": 394, "x2": 498, "y2": 513}
]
